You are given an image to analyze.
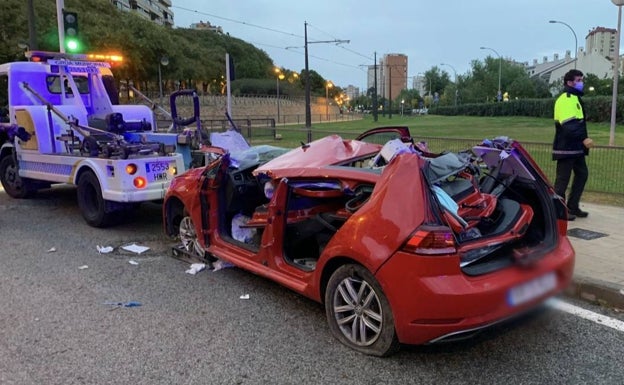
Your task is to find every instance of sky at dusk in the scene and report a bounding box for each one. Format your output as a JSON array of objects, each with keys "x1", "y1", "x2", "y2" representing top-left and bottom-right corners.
[{"x1": 172, "y1": 0, "x2": 624, "y2": 89}]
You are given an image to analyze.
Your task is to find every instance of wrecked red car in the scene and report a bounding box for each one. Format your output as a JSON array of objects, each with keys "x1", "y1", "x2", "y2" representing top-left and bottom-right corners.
[{"x1": 163, "y1": 128, "x2": 575, "y2": 356}]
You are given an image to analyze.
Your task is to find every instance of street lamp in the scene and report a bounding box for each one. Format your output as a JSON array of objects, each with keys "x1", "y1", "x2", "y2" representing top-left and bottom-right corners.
[
  {"x1": 158, "y1": 56, "x2": 169, "y2": 105},
  {"x1": 549, "y1": 20, "x2": 578, "y2": 69},
  {"x1": 274, "y1": 68, "x2": 285, "y2": 124},
  {"x1": 480, "y1": 46, "x2": 502, "y2": 101},
  {"x1": 401, "y1": 99, "x2": 405, "y2": 116},
  {"x1": 440, "y1": 62, "x2": 458, "y2": 107},
  {"x1": 610, "y1": 0, "x2": 624, "y2": 146},
  {"x1": 325, "y1": 80, "x2": 333, "y2": 121}
]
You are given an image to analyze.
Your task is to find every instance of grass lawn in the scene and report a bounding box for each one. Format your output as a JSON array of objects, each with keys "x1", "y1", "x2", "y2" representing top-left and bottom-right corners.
[{"x1": 248, "y1": 114, "x2": 624, "y2": 206}]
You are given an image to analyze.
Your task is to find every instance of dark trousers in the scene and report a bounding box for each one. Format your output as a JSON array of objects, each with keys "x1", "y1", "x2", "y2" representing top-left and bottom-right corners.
[{"x1": 554, "y1": 156, "x2": 588, "y2": 211}]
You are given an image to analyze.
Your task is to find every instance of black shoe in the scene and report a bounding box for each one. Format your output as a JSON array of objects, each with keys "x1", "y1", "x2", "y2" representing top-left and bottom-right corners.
[
  {"x1": 566, "y1": 213, "x2": 576, "y2": 221},
  {"x1": 569, "y1": 208, "x2": 588, "y2": 218}
]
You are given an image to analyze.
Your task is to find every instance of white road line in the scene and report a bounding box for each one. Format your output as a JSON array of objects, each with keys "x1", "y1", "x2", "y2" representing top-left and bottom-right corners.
[{"x1": 547, "y1": 298, "x2": 624, "y2": 332}]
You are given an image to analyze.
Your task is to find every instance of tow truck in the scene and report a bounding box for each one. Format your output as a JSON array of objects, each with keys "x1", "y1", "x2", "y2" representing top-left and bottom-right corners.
[{"x1": 0, "y1": 51, "x2": 188, "y2": 227}]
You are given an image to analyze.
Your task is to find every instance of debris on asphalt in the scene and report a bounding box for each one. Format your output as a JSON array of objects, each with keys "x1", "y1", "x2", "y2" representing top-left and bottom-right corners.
[
  {"x1": 213, "y1": 259, "x2": 234, "y2": 271},
  {"x1": 240, "y1": 294, "x2": 250, "y2": 300},
  {"x1": 78, "y1": 265, "x2": 88, "y2": 270},
  {"x1": 121, "y1": 243, "x2": 150, "y2": 254},
  {"x1": 185, "y1": 263, "x2": 206, "y2": 275},
  {"x1": 103, "y1": 301, "x2": 142, "y2": 308},
  {"x1": 128, "y1": 260, "x2": 139, "y2": 266},
  {"x1": 96, "y1": 245, "x2": 114, "y2": 254},
  {"x1": 47, "y1": 247, "x2": 56, "y2": 253}
]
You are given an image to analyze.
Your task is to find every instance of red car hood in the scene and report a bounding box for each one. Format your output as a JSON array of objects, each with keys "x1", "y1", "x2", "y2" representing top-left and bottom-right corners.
[{"x1": 253, "y1": 135, "x2": 380, "y2": 177}]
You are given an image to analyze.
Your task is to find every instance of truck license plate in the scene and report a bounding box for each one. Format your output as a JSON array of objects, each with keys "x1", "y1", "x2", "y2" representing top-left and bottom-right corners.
[
  {"x1": 507, "y1": 272, "x2": 557, "y2": 306},
  {"x1": 146, "y1": 162, "x2": 171, "y2": 182}
]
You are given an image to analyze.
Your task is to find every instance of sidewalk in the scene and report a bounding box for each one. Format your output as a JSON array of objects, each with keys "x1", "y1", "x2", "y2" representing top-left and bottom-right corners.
[{"x1": 565, "y1": 202, "x2": 624, "y2": 310}]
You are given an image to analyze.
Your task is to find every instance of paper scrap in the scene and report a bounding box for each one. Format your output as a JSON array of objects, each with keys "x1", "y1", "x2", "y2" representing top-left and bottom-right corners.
[
  {"x1": 128, "y1": 260, "x2": 139, "y2": 266},
  {"x1": 121, "y1": 243, "x2": 150, "y2": 254},
  {"x1": 97, "y1": 245, "x2": 114, "y2": 254},
  {"x1": 47, "y1": 247, "x2": 57, "y2": 253},
  {"x1": 78, "y1": 265, "x2": 89, "y2": 270},
  {"x1": 185, "y1": 263, "x2": 206, "y2": 275},
  {"x1": 240, "y1": 294, "x2": 250, "y2": 300}
]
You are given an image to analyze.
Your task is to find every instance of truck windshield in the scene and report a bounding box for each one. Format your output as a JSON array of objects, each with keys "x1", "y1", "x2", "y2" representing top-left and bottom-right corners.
[{"x1": 46, "y1": 75, "x2": 89, "y2": 94}]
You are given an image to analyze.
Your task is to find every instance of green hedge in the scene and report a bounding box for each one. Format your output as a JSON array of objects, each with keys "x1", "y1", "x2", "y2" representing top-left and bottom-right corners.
[{"x1": 430, "y1": 96, "x2": 624, "y2": 123}]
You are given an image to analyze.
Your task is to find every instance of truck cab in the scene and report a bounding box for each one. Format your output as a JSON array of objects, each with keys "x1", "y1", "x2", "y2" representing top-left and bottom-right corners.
[{"x1": 0, "y1": 51, "x2": 184, "y2": 227}]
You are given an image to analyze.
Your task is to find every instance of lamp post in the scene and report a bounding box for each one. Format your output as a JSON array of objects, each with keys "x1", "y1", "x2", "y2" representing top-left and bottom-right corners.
[
  {"x1": 401, "y1": 99, "x2": 404, "y2": 116},
  {"x1": 610, "y1": 1, "x2": 624, "y2": 146},
  {"x1": 274, "y1": 68, "x2": 285, "y2": 124},
  {"x1": 440, "y1": 62, "x2": 458, "y2": 107},
  {"x1": 480, "y1": 46, "x2": 502, "y2": 101},
  {"x1": 158, "y1": 56, "x2": 169, "y2": 105},
  {"x1": 549, "y1": 20, "x2": 578, "y2": 69},
  {"x1": 325, "y1": 80, "x2": 333, "y2": 121}
]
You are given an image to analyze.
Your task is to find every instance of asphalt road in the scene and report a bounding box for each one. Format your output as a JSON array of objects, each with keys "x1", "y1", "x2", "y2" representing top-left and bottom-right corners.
[{"x1": 1, "y1": 186, "x2": 623, "y2": 385}]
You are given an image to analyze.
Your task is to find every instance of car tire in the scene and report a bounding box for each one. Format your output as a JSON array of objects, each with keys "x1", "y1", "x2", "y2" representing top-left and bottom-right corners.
[
  {"x1": 77, "y1": 171, "x2": 112, "y2": 227},
  {"x1": 0, "y1": 155, "x2": 32, "y2": 198},
  {"x1": 325, "y1": 264, "x2": 400, "y2": 357}
]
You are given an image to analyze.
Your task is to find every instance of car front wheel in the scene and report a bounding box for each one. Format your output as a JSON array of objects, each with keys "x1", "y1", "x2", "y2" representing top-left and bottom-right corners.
[
  {"x1": 325, "y1": 264, "x2": 399, "y2": 356},
  {"x1": 179, "y1": 215, "x2": 206, "y2": 259}
]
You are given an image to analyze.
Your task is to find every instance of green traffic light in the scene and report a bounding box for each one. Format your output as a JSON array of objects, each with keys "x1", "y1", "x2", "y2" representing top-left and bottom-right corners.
[{"x1": 66, "y1": 38, "x2": 80, "y2": 52}]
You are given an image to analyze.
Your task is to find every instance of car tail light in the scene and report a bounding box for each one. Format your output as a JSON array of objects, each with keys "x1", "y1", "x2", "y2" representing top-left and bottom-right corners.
[
  {"x1": 402, "y1": 225, "x2": 456, "y2": 255},
  {"x1": 133, "y1": 177, "x2": 147, "y2": 189},
  {"x1": 125, "y1": 163, "x2": 137, "y2": 175}
]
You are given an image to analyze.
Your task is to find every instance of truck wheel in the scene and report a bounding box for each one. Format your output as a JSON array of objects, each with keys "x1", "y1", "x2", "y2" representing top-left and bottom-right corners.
[
  {"x1": 0, "y1": 155, "x2": 32, "y2": 198},
  {"x1": 325, "y1": 264, "x2": 400, "y2": 357},
  {"x1": 77, "y1": 171, "x2": 111, "y2": 227}
]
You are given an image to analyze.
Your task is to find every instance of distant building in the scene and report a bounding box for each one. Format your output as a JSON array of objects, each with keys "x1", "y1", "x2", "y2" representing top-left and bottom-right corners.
[
  {"x1": 344, "y1": 85, "x2": 360, "y2": 101},
  {"x1": 524, "y1": 49, "x2": 614, "y2": 95},
  {"x1": 366, "y1": 65, "x2": 381, "y2": 95},
  {"x1": 586, "y1": 26, "x2": 617, "y2": 60},
  {"x1": 190, "y1": 20, "x2": 224, "y2": 33},
  {"x1": 109, "y1": 0, "x2": 174, "y2": 27},
  {"x1": 380, "y1": 54, "x2": 408, "y2": 101}
]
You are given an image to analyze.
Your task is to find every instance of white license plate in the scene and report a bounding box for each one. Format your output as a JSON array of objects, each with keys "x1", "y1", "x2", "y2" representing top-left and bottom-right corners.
[
  {"x1": 146, "y1": 161, "x2": 171, "y2": 182},
  {"x1": 507, "y1": 272, "x2": 557, "y2": 306}
]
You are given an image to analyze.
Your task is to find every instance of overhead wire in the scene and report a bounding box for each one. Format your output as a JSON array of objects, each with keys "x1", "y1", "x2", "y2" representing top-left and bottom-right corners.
[{"x1": 172, "y1": 5, "x2": 373, "y2": 72}]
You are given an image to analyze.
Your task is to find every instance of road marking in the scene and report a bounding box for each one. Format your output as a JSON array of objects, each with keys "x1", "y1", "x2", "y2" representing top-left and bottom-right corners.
[{"x1": 547, "y1": 298, "x2": 624, "y2": 332}]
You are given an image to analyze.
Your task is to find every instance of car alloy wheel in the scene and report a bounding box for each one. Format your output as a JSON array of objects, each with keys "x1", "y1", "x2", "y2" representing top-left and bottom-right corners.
[
  {"x1": 179, "y1": 215, "x2": 205, "y2": 258},
  {"x1": 325, "y1": 264, "x2": 399, "y2": 356}
]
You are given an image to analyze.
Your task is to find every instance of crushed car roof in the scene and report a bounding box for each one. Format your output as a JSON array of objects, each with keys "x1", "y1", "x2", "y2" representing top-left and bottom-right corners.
[{"x1": 253, "y1": 135, "x2": 381, "y2": 177}]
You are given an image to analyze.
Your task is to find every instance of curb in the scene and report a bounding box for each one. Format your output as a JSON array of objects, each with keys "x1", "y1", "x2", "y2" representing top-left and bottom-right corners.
[{"x1": 565, "y1": 276, "x2": 624, "y2": 311}]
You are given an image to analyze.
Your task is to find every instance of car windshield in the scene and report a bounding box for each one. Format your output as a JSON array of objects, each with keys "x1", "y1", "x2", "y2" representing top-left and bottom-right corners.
[{"x1": 229, "y1": 145, "x2": 289, "y2": 170}]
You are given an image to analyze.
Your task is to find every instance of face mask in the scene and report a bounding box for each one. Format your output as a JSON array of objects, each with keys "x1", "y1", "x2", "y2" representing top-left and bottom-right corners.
[{"x1": 573, "y1": 81, "x2": 584, "y2": 92}]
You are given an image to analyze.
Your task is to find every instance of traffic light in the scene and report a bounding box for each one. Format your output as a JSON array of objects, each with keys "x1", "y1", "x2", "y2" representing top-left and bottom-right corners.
[{"x1": 62, "y1": 10, "x2": 80, "y2": 52}]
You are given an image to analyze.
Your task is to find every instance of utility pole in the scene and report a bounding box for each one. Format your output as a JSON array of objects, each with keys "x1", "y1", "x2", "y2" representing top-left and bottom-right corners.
[
  {"x1": 27, "y1": 0, "x2": 37, "y2": 50},
  {"x1": 373, "y1": 52, "x2": 378, "y2": 122},
  {"x1": 303, "y1": 21, "x2": 349, "y2": 142}
]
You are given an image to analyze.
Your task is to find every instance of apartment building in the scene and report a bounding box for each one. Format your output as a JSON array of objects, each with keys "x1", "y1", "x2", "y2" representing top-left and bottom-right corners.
[
  {"x1": 379, "y1": 54, "x2": 407, "y2": 101},
  {"x1": 586, "y1": 26, "x2": 617, "y2": 60},
  {"x1": 110, "y1": 0, "x2": 174, "y2": 27}
]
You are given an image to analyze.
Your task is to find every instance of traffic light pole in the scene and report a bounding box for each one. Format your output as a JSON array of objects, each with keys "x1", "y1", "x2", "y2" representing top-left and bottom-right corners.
[{"x1": 56, "y1": 0, "x2": 65, "y2": 53}]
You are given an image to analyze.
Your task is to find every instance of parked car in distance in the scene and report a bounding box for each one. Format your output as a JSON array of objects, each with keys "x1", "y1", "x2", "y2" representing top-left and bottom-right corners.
[{"x1": 163, "y1": 128, "x2": 575, "y2": 356}]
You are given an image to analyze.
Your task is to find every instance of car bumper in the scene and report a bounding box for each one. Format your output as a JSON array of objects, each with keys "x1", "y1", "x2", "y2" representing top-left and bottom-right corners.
[{"x1": 375, "y1": 239, "x2": 575, "y2": 345}]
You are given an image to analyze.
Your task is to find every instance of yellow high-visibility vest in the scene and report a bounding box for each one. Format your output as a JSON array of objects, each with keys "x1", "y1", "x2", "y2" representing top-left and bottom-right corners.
[{"x1": 554, "y1": 92, "x2": 584, "y2": 124}]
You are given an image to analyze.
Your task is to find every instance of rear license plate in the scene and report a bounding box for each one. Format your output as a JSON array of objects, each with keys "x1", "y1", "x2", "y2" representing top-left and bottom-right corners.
[
  {"x1": 507, "y1": 272, "x2": 557, "y2": 306},
  {"x1": 146, "y1": 161, "x2": 171, "y2": 182}
]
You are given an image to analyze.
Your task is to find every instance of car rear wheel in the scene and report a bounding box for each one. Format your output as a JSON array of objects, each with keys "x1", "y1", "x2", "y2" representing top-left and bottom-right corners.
[
  {"x1": 179, "y1": 215, "x2": 205, "y2": 259},
  {"x1": 325, "y1": 264, "x2": 399, "y2": 356}
]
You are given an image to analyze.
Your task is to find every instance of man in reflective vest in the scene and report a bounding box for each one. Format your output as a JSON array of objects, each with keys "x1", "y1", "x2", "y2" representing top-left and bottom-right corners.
[{"x1": 553, "y1": 69, "x2": 593, "y2": 220}]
